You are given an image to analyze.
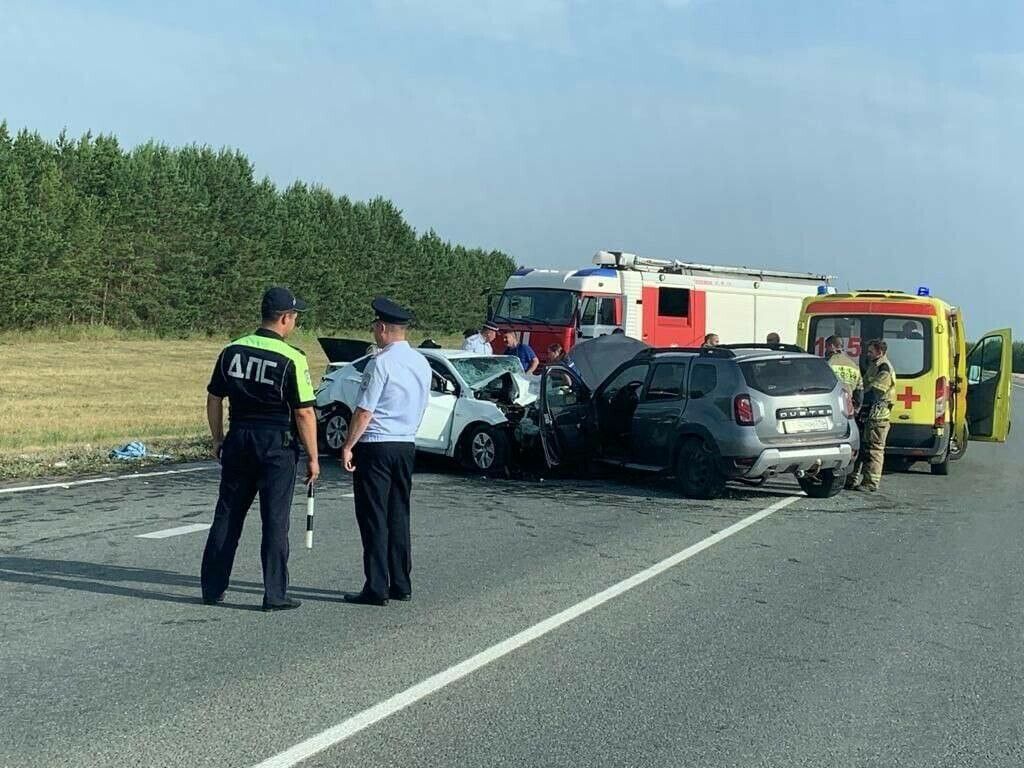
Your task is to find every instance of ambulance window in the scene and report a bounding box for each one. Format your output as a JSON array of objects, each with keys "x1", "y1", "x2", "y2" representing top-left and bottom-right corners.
[
  {"x1": 810, "y1": 317, "x2": 862, "y2": 358},
  {"x1": 658, "y1": 288, "x2": 690, "y2": 318},
  {"x1": 882, "y1": 318, "x2": 929, "y2": 377},
  {"x1": 597, "y1": 298, "x2": 616, "y2": 325}
]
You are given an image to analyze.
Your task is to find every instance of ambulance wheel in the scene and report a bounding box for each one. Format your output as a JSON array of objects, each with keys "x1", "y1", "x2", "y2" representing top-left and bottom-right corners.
[
  {"x1": 461, "y1": 424, "x2": 509, "y2": 475},
  {"x1": 798, "y1": 468, "x2": 846, "y2": 498},
  {"x1": 320, "y1": 406, "x2": 350, "y2": 455},
  {"x1": 675, "y1": 438, "x2": 725, "y2": 499},
  {"x1": 930, "y1": 448, "x2": 951, "y2": 476}
]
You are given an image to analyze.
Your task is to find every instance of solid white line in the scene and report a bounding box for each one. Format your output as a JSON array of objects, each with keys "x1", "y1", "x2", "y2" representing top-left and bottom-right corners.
[
  {"x1": 251, "y1": 494, "x2": 801, "y2": 768},
  {"x1": 0, "y1": 466, "x2": 218, "y2": 495},
  {"x1": 136, "y1": 523, "x2": 212, "y2": 539}
]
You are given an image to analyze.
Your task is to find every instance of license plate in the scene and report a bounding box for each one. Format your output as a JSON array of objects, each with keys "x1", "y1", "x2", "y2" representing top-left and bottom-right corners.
[{"x1": 783, "y1": 417, "x2": 830, "y2": 434}]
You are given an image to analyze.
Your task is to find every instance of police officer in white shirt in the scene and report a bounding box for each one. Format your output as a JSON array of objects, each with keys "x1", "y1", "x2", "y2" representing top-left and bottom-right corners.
[
  {"x1": 340, "y1": 297, "x2": 431, "y2": 606},
  {"x1": 461, "y1": 321, "x2": 499, "y2": 354}
]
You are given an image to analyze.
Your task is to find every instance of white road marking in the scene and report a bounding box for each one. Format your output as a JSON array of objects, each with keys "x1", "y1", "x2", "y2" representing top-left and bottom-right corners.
[
  {"x1": 136, "y1": 523, "x2": 212, "y2": 539},
  {"x1": 251, "y1": 495, "x2": 801, "y2": 768},
  {"x1": 0, "y1": 466, "x2": 217, "y2": 495}
]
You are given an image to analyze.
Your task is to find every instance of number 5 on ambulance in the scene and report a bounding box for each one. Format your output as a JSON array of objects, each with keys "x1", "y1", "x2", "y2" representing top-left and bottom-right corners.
[{"x1": 798, "y1": 288, "x2": 1013, "y2": 475}]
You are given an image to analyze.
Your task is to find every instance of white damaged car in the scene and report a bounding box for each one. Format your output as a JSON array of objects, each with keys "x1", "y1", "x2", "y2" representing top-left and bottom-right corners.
[{"x1": 315, "y1": 346, "x2": 538, "y2": 473}]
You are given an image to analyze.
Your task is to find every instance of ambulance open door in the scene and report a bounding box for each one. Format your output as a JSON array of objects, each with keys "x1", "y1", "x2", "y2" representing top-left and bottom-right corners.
[{"x1": 966, "y1": 329, "x2": 1013, "y2": 442}]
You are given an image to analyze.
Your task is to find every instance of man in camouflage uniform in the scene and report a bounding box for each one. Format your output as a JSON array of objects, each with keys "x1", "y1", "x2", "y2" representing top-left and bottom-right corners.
[
  {"x1": 847, "y1": 339, "x2": 896, "y2": 492},
  {"x1": 825, "y1": 335, "x2": 863, "y2": 408}
]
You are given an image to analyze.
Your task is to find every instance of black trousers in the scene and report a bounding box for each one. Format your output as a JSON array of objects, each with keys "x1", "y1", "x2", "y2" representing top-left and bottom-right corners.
[
  {"x1": 201, "y1": 428, "x2": 297, "y2": 605},
  {"x1": 352, "y1": 441, "x2": 415, "y2": 598}
]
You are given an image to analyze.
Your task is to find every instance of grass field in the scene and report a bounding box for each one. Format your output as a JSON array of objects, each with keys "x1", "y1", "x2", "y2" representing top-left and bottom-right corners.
[{"x1": 0, "y1": 326, "x2": 460, "y2": 479}]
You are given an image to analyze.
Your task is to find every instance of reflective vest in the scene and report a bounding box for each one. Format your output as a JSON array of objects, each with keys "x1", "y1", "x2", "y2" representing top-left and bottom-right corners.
[{"x1": 827, "y1": 351, "x2": 863, "y2": 398}]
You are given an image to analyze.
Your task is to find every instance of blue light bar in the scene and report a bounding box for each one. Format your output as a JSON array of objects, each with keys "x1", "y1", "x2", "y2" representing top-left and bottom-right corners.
[{"x1": 916, "y1": 286, "x2": 930, "y2": 296}]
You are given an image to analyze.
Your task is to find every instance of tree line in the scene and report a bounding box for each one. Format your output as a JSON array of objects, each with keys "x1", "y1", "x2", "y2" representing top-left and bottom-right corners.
[{"x1": 0, "y1": 122, "x2": 515, "y2": 335}]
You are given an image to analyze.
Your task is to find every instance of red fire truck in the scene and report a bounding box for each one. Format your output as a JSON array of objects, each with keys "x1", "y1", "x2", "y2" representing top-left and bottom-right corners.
[{"x1": 491, "y1": 250, "x2": 835, "y2": 363}]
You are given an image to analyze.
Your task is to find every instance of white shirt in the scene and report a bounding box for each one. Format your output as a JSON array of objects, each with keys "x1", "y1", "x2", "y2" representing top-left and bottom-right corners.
[
  {"x1": 356, "y1": 341, "x2": 431, "y2": 443},
  {"x1": 461, "y1": 333, "x2": 493, "y2": 355}
]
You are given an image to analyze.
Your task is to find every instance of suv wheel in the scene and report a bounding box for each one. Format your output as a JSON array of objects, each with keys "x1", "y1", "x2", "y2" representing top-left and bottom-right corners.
[
  {"x1": 798, "y1": 468, "x2": 846, "y2": 498},
  {"x1": 461, "y1": 424, "x2": 510, "y2": 474},
  {"x1": 675, "y1": 439, "x2": 726, "y2": 499}
]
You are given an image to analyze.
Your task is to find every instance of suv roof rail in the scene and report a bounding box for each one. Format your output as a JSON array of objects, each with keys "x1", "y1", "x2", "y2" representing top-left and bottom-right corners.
[
  {"x1": 718, "y1": 343, "x2": 807, "y2": 354},
  {"x1": 637, "y1": 346, "x2": 737, "y2": 359}
]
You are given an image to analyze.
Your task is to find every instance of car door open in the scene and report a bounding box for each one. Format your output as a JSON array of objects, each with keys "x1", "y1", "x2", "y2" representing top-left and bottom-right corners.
[
  {"x1": 539, "y1": 365, "x2": 591, "y2": 468},
  {"x1": 966, "y1": 328, "x2": 1013, "y2": 442}
]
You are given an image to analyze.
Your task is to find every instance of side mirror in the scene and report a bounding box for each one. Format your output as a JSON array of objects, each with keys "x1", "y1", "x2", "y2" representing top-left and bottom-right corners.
[
  {"x1": 967, "y1": 364, "x2": 981, "y2": 385},
  {"x1": 443, "y1": 379, "x2": 456, "y2": 395}
]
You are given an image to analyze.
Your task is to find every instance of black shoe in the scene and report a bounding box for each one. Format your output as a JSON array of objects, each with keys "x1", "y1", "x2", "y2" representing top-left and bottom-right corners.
[
  {"x1": 343, "y1": 591, "x2": 388, "y2": 607},
  {"x1": 202, "y1": 594, "x2": 224, "y2": 606},
  {"x1": 388, "y1": 589, "x2": 412, "y2": 602},
  {"x1": 853, "y1": 484, "x2": 878, "y2": 493},
  {"x1": 262, "y1": 597, "x2": 302, "y2": 612}
]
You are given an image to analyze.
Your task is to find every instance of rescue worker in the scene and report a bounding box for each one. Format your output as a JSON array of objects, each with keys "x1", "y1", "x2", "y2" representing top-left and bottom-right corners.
[
  {"x1": 201, "y1": 287, "x2": 320, "y2": 611},
  {"x1": 825, "y1": 335, "x2": 864, "y2": 407},
  {"x1": 766, "y1": 332, "x2": 781, "y2": 345},
  {"x1": 503, "y1": 330, "x2": 539, "y2": 374},
  {"x1": 847, "y1": 339, "x2": 896, "y2": 492},
  {"x1": 341, "y1": 298, "x2": 431, "y2": 606},
  {"x1": 547, "y1": 343, "x2": 567, "y2": 364},
  {"x1": 702, "y1": 333, "x2": 719, "y2": 348},
  {"x1": 462, "y1": 321, "x2": 499, "y2": 354}
]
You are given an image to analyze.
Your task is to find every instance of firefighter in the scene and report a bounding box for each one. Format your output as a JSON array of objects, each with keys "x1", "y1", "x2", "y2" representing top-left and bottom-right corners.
[
  {"x1": 847, "y1": 339, "x2": 896, "y2": 492},
  {"x1": 825, "y1": 335, "x2": 863, "y2": 408},
  {"x1": 201, "y1": 287, "x2": 319, "y2": 611}
]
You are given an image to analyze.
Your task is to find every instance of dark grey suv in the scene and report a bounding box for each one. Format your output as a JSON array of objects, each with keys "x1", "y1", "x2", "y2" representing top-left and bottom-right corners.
[{"x1": 538, "y1": 344, "x2": 860, "y2": 498}]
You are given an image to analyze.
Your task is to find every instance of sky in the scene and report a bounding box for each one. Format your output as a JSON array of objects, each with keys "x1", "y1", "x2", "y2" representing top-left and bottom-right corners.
[{"x1": 1, "y1": 0, "x2": 1022, "y2": 334}]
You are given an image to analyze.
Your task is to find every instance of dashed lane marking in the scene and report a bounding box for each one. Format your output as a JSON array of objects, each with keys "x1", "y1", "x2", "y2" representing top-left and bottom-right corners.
[{"x1": 136, "y1": 523, "x2": 213, "y2": 539}]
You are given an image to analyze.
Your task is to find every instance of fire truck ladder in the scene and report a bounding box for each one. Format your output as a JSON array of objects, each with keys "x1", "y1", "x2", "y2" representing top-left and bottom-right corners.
[{"x1": 593, "y1": 250, "x2": 834, "y2": 284}]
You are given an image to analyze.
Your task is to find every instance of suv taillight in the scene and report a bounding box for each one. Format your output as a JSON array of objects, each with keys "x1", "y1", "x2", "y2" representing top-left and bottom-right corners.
[
  {"x1": 734, "y1": 394, "x2": 755, "y2": 426},
  {"x1": 842, "y1": 389, "x2": 854, "y2": 418},
  {"x1": 934, "y1": 376, "x2": 948, "y2": 426}
]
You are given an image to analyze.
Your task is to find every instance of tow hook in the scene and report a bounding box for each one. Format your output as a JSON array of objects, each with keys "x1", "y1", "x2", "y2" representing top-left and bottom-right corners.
[{"x1": 797, "y1": 459, "x2": 823, "y2": 480}]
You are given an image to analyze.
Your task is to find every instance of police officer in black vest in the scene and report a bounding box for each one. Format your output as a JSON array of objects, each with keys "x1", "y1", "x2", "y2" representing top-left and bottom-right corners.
[{"x1": 201, "y1": 287, "x2": 320, "y2": 611}]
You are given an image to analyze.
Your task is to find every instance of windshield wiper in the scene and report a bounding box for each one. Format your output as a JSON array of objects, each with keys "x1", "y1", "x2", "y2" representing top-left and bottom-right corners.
[{"x1": 798, "y1": 386, "x2": 833, "y2": 393}]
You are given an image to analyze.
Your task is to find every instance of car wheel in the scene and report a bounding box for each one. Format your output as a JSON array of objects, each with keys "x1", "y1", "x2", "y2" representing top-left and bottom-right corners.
[
  {"x1": 675, "y1": 439, "x2": 725, "y2": 499},
  {"x1": 321, "y1": 407, "x2": 350, "y2": 454},
  {"x1": 798, "y1": 468, "x2": 846, "y2": 498},
  {"x1": 461, "y1": 425, "x2": 510, "y2": 474}
]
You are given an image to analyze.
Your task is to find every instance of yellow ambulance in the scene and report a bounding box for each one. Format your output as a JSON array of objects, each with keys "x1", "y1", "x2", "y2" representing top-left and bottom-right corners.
[{"x1": 798, "y1": 290, "x2": 1013, "y2": 474}]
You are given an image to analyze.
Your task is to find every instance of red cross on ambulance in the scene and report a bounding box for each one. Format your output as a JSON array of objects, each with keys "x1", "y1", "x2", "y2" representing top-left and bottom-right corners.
[{"x1": 896, "y1": 386, "x2": 921, "y2": 409}]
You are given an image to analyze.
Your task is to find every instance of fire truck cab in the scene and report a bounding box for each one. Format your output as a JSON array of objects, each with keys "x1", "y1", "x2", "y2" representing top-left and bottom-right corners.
[{"x1": 492, "y1": 250, "x2": 834, "y2": 364}]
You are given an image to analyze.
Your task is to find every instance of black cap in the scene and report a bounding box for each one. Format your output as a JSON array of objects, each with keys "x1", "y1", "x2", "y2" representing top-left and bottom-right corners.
[
  {"x1": 262, "y1": 287, "x2": 308, "y2": 316},
  {"x1": 483, "y1": 321, "x2": 500, "y2": 332},
  {"x1": 371, "y1": 296, "x2": 413, "y2": 325}
]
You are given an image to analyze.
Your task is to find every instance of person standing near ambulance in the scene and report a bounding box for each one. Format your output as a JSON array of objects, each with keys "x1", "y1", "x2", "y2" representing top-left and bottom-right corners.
[
  {"x1": 825, "y1": 335, "x2": 864, "y2": 408},
  {"x1": 201, "y1": 287, "x2": 320, "y2": 611},
  {"x1": 341, "y1": 298, "x2": 431, "y2": 606},
  {"x1": 847, "y1": 339, "x2": 896, "y2": 492}
]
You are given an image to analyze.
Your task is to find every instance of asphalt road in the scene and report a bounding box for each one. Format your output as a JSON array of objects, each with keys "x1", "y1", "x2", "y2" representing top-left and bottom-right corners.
[{"x1": 2, "y1": 388, "x2": 1022, "y2": 767}]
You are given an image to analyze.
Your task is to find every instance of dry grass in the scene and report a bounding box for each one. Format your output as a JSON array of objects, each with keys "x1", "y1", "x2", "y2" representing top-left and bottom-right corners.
[{"x1": 0, "y1": 326, "x2": 460, "y2": 479}]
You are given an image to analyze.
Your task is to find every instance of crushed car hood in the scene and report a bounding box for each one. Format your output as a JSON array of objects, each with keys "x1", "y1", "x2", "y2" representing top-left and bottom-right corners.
[
  {"x1": 566, "y1": 334, "x2": 650, "y2": 390},
  {"x1": 471, "y1": 369, "x2": 538, "y2": 406}
]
